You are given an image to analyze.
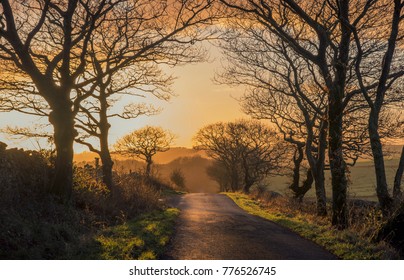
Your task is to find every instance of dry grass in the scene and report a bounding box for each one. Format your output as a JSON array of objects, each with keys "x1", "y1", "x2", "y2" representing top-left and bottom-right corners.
[
  {"x1": 227, "y1": 188, "x2": 399, "y2": 259},
  {"x1": 251, "y1": 187, "x2": 384, "y2": 235}
]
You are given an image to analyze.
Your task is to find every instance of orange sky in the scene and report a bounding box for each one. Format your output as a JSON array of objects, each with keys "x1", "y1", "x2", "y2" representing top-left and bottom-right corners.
[
  {"x1": 0, "y1": 43, "x2": 247, "y2": 152},
  {"x1": 1, "y1": 42, "x2": 400, "y2": 153},
  {"x1": 110, "y1": 53, "x2": 246, "y2": 148}
]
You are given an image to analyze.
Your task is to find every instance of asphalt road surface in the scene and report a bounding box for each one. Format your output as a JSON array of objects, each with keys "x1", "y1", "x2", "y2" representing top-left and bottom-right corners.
[{"x1": 164, "y1": 193, "x2": 337, "y2": 260}]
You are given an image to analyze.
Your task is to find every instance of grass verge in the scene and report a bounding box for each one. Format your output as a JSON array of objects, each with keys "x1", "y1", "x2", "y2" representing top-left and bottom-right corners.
[
  {"x1": 82, "y1": 208, "x2": 179, "y2": 260},
  {"x1": 226, "y1": 192, "x2": 398, "y2": 260}
]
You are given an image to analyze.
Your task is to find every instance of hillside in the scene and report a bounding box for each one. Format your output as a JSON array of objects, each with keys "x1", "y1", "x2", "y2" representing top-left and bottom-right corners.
[{"x1": 73, "y1": 147, "x2": 208, "y2": 165}]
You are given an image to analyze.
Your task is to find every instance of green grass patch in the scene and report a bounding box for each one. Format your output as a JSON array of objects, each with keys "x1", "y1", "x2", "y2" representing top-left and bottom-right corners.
[
  {"x1": 83, "y1": 208, "x2": 179, "y2": 260},
  {"x1": 226, "y1": 193, "x2": 397, "y2": 260}
]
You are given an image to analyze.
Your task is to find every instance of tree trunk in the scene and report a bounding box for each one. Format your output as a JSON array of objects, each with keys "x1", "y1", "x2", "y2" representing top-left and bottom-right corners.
[
  {"x1": 242, "y1": 156, "x2": 254, "y2": 194},
  {"x1": 393, "y1": 146, "x2": 404, "y2": 201},
  {"x1": 295, "y1": 168, "x2": 314, "y2": 202},
  {"x1": 145, "y1": 158, "x2": 152, "y2": 178},
  {"x1": 313, "y1": 167, "x2": 327, "y2": 216},
  {"x1": 304, "y1": 119, "x2": 328, "y2": 216},
  {"x1": 328, "y1": 95, "x2": 348, "y2": 229},
  {"x1": 243, "y1": 183, "x2": 253, "y2": 194},
  {"x1": 314, "y1": 120, "x2": 328, "y2": 216},
  {"x1": 289, "y1": 145, "x2": 303, "y2": 196},
  {"x1": 369, "y1": 111, "x2": 393, "y2": 214},
  {"x1": 229, "y1": 165, "x2": 240, "y2": 192},
  {"x1": 100, "y1": 147, "x2": 114, "y2": 190},
  {"x1": 49, "y1": 107, "x2": 76, "y2": 201},
  {"x1": 290, "y1": 145, "x2": 314, "y2": 201},
  {"x1": 243, "y1": 172, "x2": 254, "y2": 194},
  {"x1": 99, "y1": 96, "x2": 114, "y2": 190}
]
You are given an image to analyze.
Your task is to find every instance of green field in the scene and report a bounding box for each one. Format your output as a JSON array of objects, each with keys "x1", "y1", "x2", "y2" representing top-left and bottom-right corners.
[{"x1": 266, "y1": 159, "x2": 401, "y2": 201}]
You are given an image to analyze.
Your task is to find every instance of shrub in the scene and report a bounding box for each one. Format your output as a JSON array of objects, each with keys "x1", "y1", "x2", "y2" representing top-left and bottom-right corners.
[
  {"x1": 73, "y1": 165, "x2": 110, "y2": 214},
  {"x1": 169, "y1": 169, "x2": 187, "y2": 191},
  {"x1": 108, "y1": 173, "x2": 162, "y2": 220}
]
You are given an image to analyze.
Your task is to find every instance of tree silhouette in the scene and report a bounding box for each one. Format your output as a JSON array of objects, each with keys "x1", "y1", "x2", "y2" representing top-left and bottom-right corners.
[
  {"x1": 219, "y1": 0, "x2": 404, "y2": 228},
  {"x1": 226, "y1": 36, "x2": 402, "y2": 214},
  {"x1": 0, "y1": 0, "x2": 127, "y2": 199},
  {"x1": 351, "y1": 0, "x2": 404, "y2": 209},
  {"x1": 194, "y1": 120, "x2": 289, "y2": 193},
  {"x1": 73, "y1": 0, "x2": 218, "y2": 190},
  {"x1": 114, "y1": 126, "x2": 175, "y2": 178},
  {"x1": 0, "y1": 0, "x2": 219, "y2": 198}
]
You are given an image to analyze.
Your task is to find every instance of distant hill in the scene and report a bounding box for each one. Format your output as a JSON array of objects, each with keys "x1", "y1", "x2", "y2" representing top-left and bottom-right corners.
[
  {"x1": 153, "y1": 147, "x2": 208, "y2": 164},
  {"x1": 73, "y1": 147, "x2": 208, "y2": 165},
  {"x1": 74, "y1": 145, "x2": 401, "y2": 164},
  {"x1": 74, "y1": 151, "x2": 100, "y2": 164}
]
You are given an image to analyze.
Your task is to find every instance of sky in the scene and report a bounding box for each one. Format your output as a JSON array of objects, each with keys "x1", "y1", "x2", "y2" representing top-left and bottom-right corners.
[
  {"x1": 0, "y1": 43, "x2": 248, "y2": 152},
  {"x1": 107, "y1": 45, "x2": 247, "y2": 150},
  {"x1": 0, "y1": 43, "x2": 402, "y2": 153}
]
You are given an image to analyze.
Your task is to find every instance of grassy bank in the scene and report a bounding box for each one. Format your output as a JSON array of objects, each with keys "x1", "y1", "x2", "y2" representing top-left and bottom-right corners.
[
  {"x1": 82, "y1": 208, "x2": 179, "y2": 260},
  {"x1": 226, "y1": 192, "x2": 398, "y2": 259}
]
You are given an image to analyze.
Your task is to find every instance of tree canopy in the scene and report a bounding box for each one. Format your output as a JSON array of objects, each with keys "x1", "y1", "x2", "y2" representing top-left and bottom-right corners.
[
  {"x1": 194, "y1": 120, "x2": 289, "y2": 193},
  {"x1": 114, "y1": 126, "x2": 175, "y2": 177}
]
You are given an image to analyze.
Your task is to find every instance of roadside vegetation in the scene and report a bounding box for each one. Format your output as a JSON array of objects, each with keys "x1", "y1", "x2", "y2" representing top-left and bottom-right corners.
[
  {"x1": 226, "y1": 190, "x2": 399, "y2": 260},
  {"x1": 84, "y1": 208, "x2": 179, "y2": 260},
  {"x1": 0, "y1": 145, "x2": 179, "y2": 259}
]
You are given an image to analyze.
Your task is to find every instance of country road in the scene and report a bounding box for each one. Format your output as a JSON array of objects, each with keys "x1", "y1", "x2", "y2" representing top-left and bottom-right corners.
[{"x1": 164, "y1": 193, "x2": 337, "y2": 260}]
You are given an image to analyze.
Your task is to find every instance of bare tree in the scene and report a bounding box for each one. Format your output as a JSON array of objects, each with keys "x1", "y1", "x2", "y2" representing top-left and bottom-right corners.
[
  {"x1": 114, "y1": 126, "x2": 175, "y2": 178},
  {"x1": 0, "y1": 0, "x2": 131, "y2": 199},
  {"x1": 194, "y1": 120, "x2": 289, "y2": 193},
  {"x1": 350, "y1": 0, "x2": 404, "y2": 210},
  {"x1": 230, "y1": 38, "x2": 329, "y2": 214},
  {"x1": 194, "y1": 122, "x2": 241, "y2": 191},
  {"x1": 218, "y1": 0, "x2": 404, "y2": 228},
  {"x1": 0, "y1": 0, "x2": 219, "y2": 199},
  {"x1": 74, "y1": 0, "x2": 218, "y2": 189}
]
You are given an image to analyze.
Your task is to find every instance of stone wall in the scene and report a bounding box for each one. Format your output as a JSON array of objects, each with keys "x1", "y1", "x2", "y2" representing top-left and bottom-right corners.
[{"x1": 0, "y1": 142, "x2": 51, "y2": 195}]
